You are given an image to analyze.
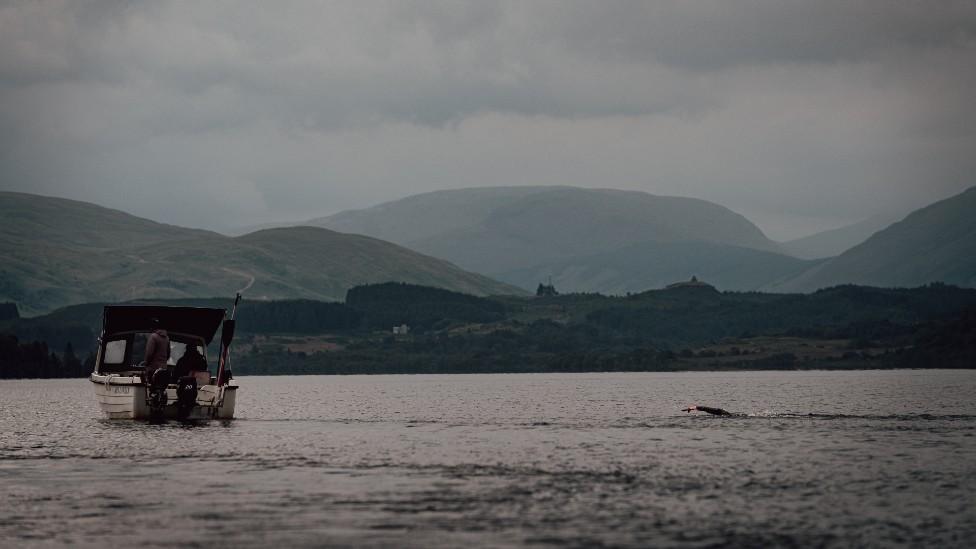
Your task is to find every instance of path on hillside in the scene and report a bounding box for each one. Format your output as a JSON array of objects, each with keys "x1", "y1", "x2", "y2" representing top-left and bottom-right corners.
[{"x1": 222, "y1": 268, "x2": 255, "y2": 294}]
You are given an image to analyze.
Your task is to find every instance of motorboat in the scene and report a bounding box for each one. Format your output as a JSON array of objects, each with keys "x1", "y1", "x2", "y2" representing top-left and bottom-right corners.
[{"x1": 89, "y1": 301, "x2": 240, "y2": 420}]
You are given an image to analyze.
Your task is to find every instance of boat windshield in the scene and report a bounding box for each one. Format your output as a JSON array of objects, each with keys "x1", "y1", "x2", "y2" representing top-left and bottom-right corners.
[
  {"x1": 167, "y1": 340, "x2": 206, "y2": 366},
  {"x1": 98, "y1": 332, "x2": 207, "y2": 374}
]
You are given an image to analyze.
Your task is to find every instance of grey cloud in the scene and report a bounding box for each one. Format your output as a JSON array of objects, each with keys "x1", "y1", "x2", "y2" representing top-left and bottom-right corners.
[
  {"x1": 0, "y1": 1, "x2": 974, "y2": 240},
  {"x1": 530, "y1": 1, "x2": 976, "y2": 69},
  {"x1": 0, "y1": 2, "x2": 736, "y2": 128},
  {"x1": 9, "y1": 2, "x2": 971, "y2": 128}
]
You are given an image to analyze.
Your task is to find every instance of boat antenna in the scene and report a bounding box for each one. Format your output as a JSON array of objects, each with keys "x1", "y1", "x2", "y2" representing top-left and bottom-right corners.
[
  {"x1": 230, "y1": 292, "x2": 242, "y2": 321},
  {"x1": 216, "y1": 293, "x2": 242, "y2": 387}
]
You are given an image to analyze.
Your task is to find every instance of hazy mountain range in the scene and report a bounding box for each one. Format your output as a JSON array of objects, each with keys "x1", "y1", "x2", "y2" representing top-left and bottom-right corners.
[
  {"x1": 780, "y1": 214, "x2": 903, "y2": 260},
  {"x1": 310, "y1": 186, "x2": 799, "y2": 293},
  {"x1": 3, "y1": 185, "x2": 973, "y2": 315},
  {"x1": 771, "y1": 187, "x2": 976, "y2": 292},
  {"x1": 312, "y1": 185, "x2": 975, "y2": 295},
  {"x1": 0, "y1": 193, "x2": 520, "y2": 315},
  {"x1": 499, "y1": 240, "x2": 820, "y2": 295},
  {"x1": 311, "y1": 186, "x2": 800, "y2": 291}
]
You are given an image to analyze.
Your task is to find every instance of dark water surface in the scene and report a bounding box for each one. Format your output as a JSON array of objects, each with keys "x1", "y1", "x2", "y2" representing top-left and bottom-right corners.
[{"x1": 2, "y1": 370, "x2": 975, "y2": 548}]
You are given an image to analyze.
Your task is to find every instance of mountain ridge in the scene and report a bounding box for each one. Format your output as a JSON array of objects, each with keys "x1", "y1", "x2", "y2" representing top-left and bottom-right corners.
[
  {"x1": 0, "y1": 193, "x2": 523, "y2": 315},
  {"x1": 781, "y1": 213, "x2": 903, "y2": 260},
  {"x1": 498, "y1": 239, "x2": 822, "y2": 295},
  {"x1": 772, "y1": 186, "x2": 976, "y2": 291},
  {"x1": 310, "y1": 186, "x2": 789, "y2": 290}
]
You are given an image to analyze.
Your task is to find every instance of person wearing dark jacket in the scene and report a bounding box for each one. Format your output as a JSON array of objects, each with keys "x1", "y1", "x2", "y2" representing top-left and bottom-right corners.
[
  {"x1": 174, "y1": 344, "x2": 207, "y2": 378},
  {"x1": 144, "y1": 320, "x2": 170, "y2": 378}
]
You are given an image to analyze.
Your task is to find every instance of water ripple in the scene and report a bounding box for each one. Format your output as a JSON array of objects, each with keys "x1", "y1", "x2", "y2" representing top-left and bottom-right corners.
[{"x1": 2, "y1": 371, "x2": 975, "y2": 547}]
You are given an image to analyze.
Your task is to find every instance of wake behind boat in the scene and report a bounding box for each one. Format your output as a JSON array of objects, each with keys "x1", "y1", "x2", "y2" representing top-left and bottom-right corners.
[{"x1": 89, "y1": 296, "x2": 241, "y2": 420}]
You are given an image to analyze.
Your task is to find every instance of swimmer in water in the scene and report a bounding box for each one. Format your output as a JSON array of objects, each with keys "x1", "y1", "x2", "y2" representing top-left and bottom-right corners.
[{"x1": 682, "y1": 405, "x2": 734, "y2": 416}]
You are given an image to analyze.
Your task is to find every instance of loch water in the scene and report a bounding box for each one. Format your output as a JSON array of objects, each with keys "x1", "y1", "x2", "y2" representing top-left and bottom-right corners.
[{"x1": 2, "y1": 370, "x2": 975, "y2": 548}]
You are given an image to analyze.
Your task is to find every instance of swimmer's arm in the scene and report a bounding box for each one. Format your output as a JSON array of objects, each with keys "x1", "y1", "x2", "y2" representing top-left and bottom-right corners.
[{"x1": 683, "y1": 405, "x2": 731, "y2": 416}]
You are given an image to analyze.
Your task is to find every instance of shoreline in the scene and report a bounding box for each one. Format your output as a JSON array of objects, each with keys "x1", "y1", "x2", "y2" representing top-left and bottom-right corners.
[{"x1": 3, "y1": 366, "x2": 973, "y2": 381}]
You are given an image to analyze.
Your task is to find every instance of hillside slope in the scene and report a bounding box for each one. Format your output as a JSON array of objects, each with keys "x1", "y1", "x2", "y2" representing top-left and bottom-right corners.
[
  {"x1": 0, "y1": 192, "x2": 217, "y2": 250},
  {"x1": 312, "y1": 186, "x2": 553, "y2": 245},
  {"x1": 781, "y1": 214, "x2": 901, "y2": 259},
  {"x1": 773, "y1": 187, "x2": 976, "y2": 291},
  {"x1": 499, "y1": 240, "x2": 820, "y2": 294},
  {"x1": 311, "y1": 186, "x2": 784, "y2": 284},
  {"x1": 0, "y1": 194, "x2": 523, "y2": 314}
]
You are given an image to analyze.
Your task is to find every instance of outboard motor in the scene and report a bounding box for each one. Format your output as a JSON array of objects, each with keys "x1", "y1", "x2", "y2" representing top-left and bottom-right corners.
[
  {"x1": 176, "y1": 376, "x2": 198, "y2": 419},
  {"x1": 147, "y1": 368, "x2": 170, "y2": 419}
]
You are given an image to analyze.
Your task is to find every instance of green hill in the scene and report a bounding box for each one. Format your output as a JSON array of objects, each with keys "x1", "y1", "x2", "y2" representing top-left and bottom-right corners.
[
  {"x1": 0, "y1": 191, "x2": 218, "y2": 251},
  {"x1": 0, "y1": 193, "x2": 523, "y2": 314},
  {"x1": 774, "y1": 187, "x2": 976, "y2": 291},
  {"x1": 310, "y1": 186, "x2": 785, "y2": 289}
]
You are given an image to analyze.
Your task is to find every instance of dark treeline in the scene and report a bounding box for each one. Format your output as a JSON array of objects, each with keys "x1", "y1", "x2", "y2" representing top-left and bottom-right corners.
[
  {"x1": 235, "y1": 283, "x2": 976, "y2": 375},
  {"x1": 235, "y1": 299, "x2": 360, "y2": 334},
  {"x1": 0, "y1": 334, "x2": 94, "y2": 379},
  {"x1": 0, "y1": 299, "x2": 361, "y2": 354},
  {"x1": 346, "y1": 282, "x2": 505, "y2": 331},
  {"x1": 0, "y1": 319, "x2": 96, "y2": 357},
  {"x1": 584, "y1": 284, "x2": 976, "y2": 347},
  {"x1": 3, "y1": 283, "x2": 976, "y2": 377},
  {"x1": 0, "y1": 302, "x2": 18, "y2": 321},
  {"x1": 233, "y1": 305, "x2": 976, "y2": 376},
  {"x1": 890, "y1": 306, "x2": 976, "y2": 369},
  {"x1": 0, "y1": 302, "x2": 107, "y2": 355}
]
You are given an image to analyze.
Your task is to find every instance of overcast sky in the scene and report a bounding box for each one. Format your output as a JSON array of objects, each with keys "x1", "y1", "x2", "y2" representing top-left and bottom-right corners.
[{"x1": 1, "y1": 1, "x2": 974, "y2": 240}]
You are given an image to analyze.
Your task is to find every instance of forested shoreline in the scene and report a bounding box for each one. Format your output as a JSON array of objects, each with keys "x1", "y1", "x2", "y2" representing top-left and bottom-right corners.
[
  {"x1": 0, "y1": 335, "x2": 94, "y2": 379},
  {"x1": 2, "y1": 282, "x2": 974, "y2": 379}
]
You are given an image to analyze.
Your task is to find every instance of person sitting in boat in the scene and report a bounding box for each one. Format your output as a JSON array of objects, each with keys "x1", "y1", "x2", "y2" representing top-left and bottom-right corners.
[
  {"x1": 144, "y1": 318, "x2": 170, "y2": 381},
  {"x1": 682, "y1": 405, "x2": 734, "y2": 416},
  {"x1": 174, "y1": 344, "x2": 207, "y2": 379}
]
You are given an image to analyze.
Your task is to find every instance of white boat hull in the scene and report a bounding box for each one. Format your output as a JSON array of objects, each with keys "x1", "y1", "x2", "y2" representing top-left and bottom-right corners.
[{"x1": 91, "y1": 373, "x2": 237, "y2": 420}]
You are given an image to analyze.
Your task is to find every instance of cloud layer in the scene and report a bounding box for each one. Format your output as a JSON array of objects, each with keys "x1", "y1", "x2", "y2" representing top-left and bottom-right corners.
[{"x1": 2, "y1": 1, "x2": 975, "y2": 239}]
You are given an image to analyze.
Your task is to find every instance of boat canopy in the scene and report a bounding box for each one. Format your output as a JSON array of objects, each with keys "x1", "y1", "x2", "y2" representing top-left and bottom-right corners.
[{"x1": 103, "y1": 305, "x2": 226, "y2": 344}]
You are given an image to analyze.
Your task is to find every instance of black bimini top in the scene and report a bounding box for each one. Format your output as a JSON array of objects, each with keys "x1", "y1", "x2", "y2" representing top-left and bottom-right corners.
[{"x1": 103, "y1": 305, "x2": 226, "y2": 344}]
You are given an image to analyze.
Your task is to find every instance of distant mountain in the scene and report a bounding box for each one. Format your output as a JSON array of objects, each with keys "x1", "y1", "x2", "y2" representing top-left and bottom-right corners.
[
  {"x1": 311, "y1": 186, "x2": 553, "y2": 246},
  {"x1": 0, "y1": 191, "x2": 218, "y2": 250},
  {"x1": 221, "y1": 221, "x2": 296, "y2": 237},
  {"x1": 499, "y1": 240, "x2": 820, "y2": 295},
  {"x1": 772, "y1": 187, "x2": 976, "y2": 292},
  {"x1": 0, "y1": 193, "x2": 522, "y2": 315},
  {"x1": 781, "y1": 214, "x2": 901, "y2": 259},
  {"x1": 311, "y1": 186, "x2": 787, "y2": 292}
]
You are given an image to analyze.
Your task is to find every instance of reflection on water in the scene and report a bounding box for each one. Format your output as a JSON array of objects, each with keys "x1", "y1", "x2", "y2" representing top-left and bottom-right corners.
[{"x1": 2, "y1": 370, "x2": 975, "y2": 547}]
